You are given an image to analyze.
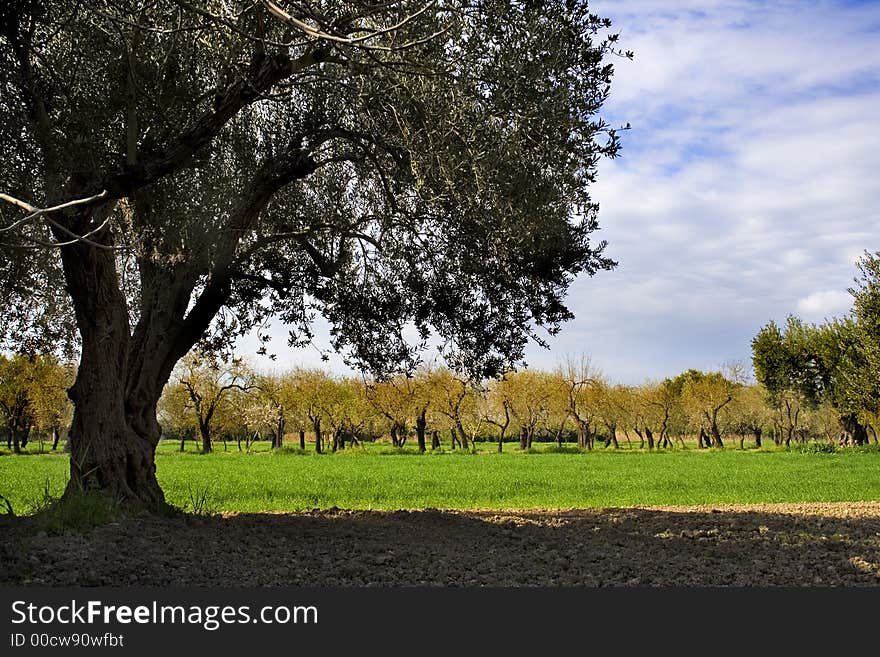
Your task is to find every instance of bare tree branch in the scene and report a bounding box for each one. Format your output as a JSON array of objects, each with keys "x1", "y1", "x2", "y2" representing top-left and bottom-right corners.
[
  {"x1": 261, "y1": 0, "x2": 443, "y2": 51},
  {"x1": 0, "y1": 191, "x2": 109, "y2": 232}
]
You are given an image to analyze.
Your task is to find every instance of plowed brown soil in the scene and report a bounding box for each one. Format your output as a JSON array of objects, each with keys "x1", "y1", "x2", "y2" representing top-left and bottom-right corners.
[{"x1": 3, "y1": 502, "x2": 880, "y2": 586}]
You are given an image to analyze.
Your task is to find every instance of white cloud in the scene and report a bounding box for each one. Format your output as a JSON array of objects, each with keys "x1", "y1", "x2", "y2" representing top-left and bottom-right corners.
[{"x1": 796, "y1": 290, "x2": 853, "y2": 321}]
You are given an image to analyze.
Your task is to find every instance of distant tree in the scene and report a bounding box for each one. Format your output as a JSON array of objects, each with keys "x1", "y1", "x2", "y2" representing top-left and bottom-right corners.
[
  {"x1": 406, "y1": 370, "x2": 435, "y2": 453},
  {"x1": 482, "y1": 376, "x2": 515, "y2": 453},
  {"x1": 323, "y1": 378, "x2": 374, "y2": 451},
  {"x1": 289, "y1": 369, "x2": 336, "y2": 454},
  {"x1": 157, "y1": 381, "x2": 196, "y2": 452},
  {"x1": 427, "y1": 369, "x2": 481, "y2": 451},
  {"x1": 557, "y1": 355, "x2": 601, "y2": 449},
  {"x1": 0, "y1": 354, "x2": 72, "y2": 453},
  {"x1": 728, "y1": 384, "x2": 771, "y2": 449},
  {"x1": 752, "y1": 315, "x2": 869, "y2": 446},
  {"x1": 170, "y1": 353, "x2": 255, "y2": 453},
  {"x1": 679, "y1": 370, "x2": 736, "y2": 448},
  {"x1": 650, "y1": 378, "x2": 687, "y2": 448},
  {"x1": 614, "y1": 386, "x2": 639, "y2": 448},
  {"x1": 366, "y1": 376, "x2": 415, "y2": 448},
  {"x1": 543, "y1": 373, "x2": 573, "y2": 448},
  {"x1": 269, "y1": 371, "x2": 308, "y2": 451},
  {"x1": 253, "y1": 374, "x2": 288, "y2": 449},
  {"x1": 631, "y1": 385, "x2": 656, "y2": 450},
  {"x1": 589, "y1": 380, "x2": 622, "y2": 449},
  {"x1": 505, "y1": 370, "x2": 554, "y2": 450},
  {"x1": 847, "y1": 251, "x2": 880, "y2": 426}
]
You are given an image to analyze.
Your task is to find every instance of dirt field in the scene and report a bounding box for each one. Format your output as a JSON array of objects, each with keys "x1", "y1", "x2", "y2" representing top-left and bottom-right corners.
[{"x1": 3, "y1": 503, "x2": 880, "y2": 586}]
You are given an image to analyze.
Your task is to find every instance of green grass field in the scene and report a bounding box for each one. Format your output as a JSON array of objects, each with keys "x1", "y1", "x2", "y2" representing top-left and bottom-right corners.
[{"x1": 1, "y1": 440, "x2": 879, "y2": 514}]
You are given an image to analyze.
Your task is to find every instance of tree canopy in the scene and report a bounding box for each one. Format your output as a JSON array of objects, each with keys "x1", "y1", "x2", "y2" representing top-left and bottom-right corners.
[
  {"x1": 1, "y1": 0, "x2": 627, "y2": 376},
  {"x1": 0, "y1": 1, "x2": 629, "y2": 505},
  {"x1": 751, "y1": 251, "x2": 880, "y2": 446}
]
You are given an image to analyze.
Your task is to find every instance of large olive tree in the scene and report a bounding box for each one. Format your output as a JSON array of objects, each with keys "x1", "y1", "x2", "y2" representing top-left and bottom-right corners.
[{"x1": 0, "y1": 1, "x2": 628, "y2": 508}]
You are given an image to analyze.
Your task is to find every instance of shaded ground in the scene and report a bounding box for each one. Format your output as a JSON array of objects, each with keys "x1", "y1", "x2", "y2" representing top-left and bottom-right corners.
[{"x1": 2, "y1": 502, "x2": 880, "y2": 586}]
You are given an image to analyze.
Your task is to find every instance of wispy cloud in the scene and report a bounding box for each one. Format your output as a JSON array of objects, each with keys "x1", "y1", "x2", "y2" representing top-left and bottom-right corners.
[{"x1": 538, "y1": 0, "x2": 880, "y2": 381}]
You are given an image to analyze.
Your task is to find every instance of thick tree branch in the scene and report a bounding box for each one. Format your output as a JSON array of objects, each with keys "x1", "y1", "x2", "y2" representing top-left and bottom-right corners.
[
  {"x1": 166, "y1": 144, "x2": 318, "y2": 366},
  {"x1": 100, "y1": 49, "x2": 327, "y2": 198}
]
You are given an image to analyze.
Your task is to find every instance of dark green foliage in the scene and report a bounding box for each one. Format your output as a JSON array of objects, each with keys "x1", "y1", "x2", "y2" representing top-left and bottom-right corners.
[
  {"x1": 752, "y1": 317, "x2": 824, "y2": 408},
  {"x1": 752, "y1": 316, "x2": 864, "y2": 414},
  {"x1": 752, "y1": 252, "x2": 880, "y2": 445},
  {"x1": 0, "y1": 0, "x2": 627, "y2": 380},
  {"x1": 848, "y1": 251, "x2": 880, "y2": 413}
]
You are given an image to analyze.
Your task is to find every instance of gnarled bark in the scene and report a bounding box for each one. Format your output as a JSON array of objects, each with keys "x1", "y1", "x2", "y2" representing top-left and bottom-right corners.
[{"x1": 59, "y1": 226, "x2": 166, "y2": 508}]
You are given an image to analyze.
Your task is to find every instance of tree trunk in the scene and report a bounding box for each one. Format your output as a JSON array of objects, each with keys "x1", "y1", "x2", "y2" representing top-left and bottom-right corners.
[
  {"x1": 51, "y1": 425, "x2": 60, "y2": 451},
  {"x1": 839, "y1": 414, "x2": 869, "y2": 446},
  {"x1": 710, "y1": 422, "x2": 724, "y2": 448},
  {"x1": 415, "y1": 410, "x2": 427, "y2": 453},
  {"x1": 645, "y1": 427, "x2": 654, "y2": 450},
  {"x1": 314, "y1": 418, "x2": 322, "y2": 454},
  {"x1": 753, "y1": 428, "x2": 762, "y2": 448},
  {"x1": 634, "y1": 427, "x2": 644, "y2": 449},
  {"x1": 274, "y1": 416, "x2": 285, "y2": 449},
  {"x1": 608, "y1": 426, "x2": 619, "y2": 449},
  {"x1": 299, "y1": 429, "x2": 306, "y2": 450},
  {"x1": 46, "y1": 207, "x2": 158, "y2": 507},
  {"x1": 52, "y1": 181, "x2": 304, "y2": 506},
  {"x1": 456, "y1": 421, "x2": 469, "y2": 450},
  {"x1": 431, "y1": 430, "x2": 441, "y2": 450},
  {"x1": 576, "y1": 420, "x2": 588, "y2": 450},
  {"x1": 65, "y1": 365, "x2": 164, "y2": 508},
  {"x1": 199, "y1": 421, "x2": 212, "y2": 453}
]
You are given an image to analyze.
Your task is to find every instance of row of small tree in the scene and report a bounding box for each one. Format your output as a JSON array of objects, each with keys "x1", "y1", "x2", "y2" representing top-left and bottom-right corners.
[
  {"x1": 3, "y1": 350, "x2": 873, "y2": 456},
  {"x1": 0, "y1": 354, "x2": 73, "y2": 453},
  {"x1": 153, "y1": 352, "x2": 869, "y2": 454}
]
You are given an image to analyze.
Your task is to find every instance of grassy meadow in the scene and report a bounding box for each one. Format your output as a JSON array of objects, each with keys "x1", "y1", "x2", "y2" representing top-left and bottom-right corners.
[{"x1": 1, "y1": 439, "x2": 879, "y2": 515}]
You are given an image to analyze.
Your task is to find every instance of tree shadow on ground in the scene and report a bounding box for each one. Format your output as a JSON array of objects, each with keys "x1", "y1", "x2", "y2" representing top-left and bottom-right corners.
[{"x1": 2, "y1": 507, "x2": 880, "y2": 586}]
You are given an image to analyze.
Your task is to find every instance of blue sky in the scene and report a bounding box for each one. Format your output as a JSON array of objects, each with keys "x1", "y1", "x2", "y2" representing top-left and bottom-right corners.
[{"x1": 239, "y1": 0, "x2": 880, "y2": 383}]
